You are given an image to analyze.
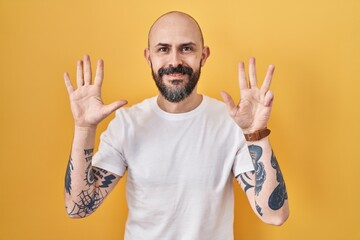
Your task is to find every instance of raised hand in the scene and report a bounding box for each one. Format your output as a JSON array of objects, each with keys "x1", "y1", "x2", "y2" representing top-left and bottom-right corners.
[
  {"x1": 64, "y1": 55, "x2": 127, "y2": 128},
  {"x1": 220, "y1": 58, "x2": 275, "y2": 133}
]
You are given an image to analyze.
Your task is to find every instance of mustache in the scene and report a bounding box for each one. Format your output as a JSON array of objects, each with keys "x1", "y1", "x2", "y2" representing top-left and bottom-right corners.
[{"x1": 158, "y1": 65, "x2": 193, "y2": 77}]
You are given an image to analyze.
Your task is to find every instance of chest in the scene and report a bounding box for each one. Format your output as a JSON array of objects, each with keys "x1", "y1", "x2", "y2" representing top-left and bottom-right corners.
[{"x1": 123, "y1": 117, "x2": 239, "y2": 189}]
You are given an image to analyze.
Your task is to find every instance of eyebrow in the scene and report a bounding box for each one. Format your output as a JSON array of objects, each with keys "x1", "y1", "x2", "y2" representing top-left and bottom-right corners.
[
  {"x1": 155, "y1": 43, "x2": 171, "y2": 47},
  {"x1": 154, "y1": 42, "x2": 197, "y2": 47}
]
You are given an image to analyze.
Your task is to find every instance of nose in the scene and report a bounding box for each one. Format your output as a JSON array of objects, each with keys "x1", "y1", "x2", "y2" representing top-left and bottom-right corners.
[{"x1": 169, "y1": 50, "x2": 183, "y2": 67}]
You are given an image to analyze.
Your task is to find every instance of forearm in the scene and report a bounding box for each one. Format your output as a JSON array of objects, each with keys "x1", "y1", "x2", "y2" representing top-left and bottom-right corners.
[
  {"x1": 237, "y1": 137, "x2": 289, "y2": 225},
  {"x1": 64, "y1": 126, "x2": 99, "y2": 218}
]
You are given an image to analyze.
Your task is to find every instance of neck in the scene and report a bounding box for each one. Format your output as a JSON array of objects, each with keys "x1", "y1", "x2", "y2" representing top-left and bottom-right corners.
[{"x1": 157, "y1": 90, "x2": 203, "y2": 113}]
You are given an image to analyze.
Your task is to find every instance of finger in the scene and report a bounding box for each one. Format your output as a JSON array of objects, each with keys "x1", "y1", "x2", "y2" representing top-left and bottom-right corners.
[
  {"x1": 64, "y1": 72, "x2": 74, "y2": 94},
  {"x1": 238, "y1": 62, "x2": 248, "y2": 90},
  {"x1": 83, "y1": 54, "x2": 92, "y2": 85},
  {"x1": 264, "y1": 90, "x2": 274, "y2": 107},
  {"x1": 76, "y1": 60, "x2": 84, "y2": 88},
  {"x1": 261, "y1": 64, "x2": 275, "y2": 93},
  {"x1": 94, "y1": 59, "x2": 104, "y2": 87},
  {"x1": 102, "y1": 100, "x2": 128, "y2": 116},
  {"x1": 220, "y1": 91, "x2": 237, "y2": 111},
  {"x1": 249, "y1": 57, "x2": 258, "y2": 88}
]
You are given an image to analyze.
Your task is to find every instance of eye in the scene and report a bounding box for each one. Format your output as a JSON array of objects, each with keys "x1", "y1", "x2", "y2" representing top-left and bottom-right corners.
[
  {"x1": 182, "y1": 46, "x2": 192, "y2": 52},
  {"x1": 158, "y1": 47, "x2": 168, "y2": 53}
]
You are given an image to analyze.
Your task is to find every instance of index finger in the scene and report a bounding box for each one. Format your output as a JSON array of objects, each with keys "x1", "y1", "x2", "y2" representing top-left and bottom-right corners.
[
  {"x1": 260, "y1": 64, "x2": 275, "y2": 93},
  {"x1": 238, "y1": 61, "x2": 248, "y2": 90},
  {"x1": 64, "y1": 72, "x2": 74, "y2": 94}
]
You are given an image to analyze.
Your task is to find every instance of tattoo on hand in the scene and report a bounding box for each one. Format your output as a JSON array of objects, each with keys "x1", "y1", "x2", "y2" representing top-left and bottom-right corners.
[
  {"x1": 67, "y1": 188, "x2": 107, "y2": 218},
  {"x1": 268, "y1": 151, "x2": 288, "y2": 210},
  {"x1": 249, "y1": 145, "x2": 266, "y2": 195},
  {"x1": 65, "y1": 156, "x2": 74, "y2": 195}
]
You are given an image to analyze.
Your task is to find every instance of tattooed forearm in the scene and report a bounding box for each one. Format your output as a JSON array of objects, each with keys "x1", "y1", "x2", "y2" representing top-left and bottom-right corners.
[
  {"x1": 84, "y1": 164, "x2": 95, "y2": 187},
  {"x1": 99, "y1": 175, "x2": 116, "y2": 188},
  {"x1": 84, "y1": 148, "x2": 94, "y2": 162},
  {"x1": 93, "y1": 168, "x2": 108, "y2": 181},
  {"x1": 68, "y1": 188, "x2": 107, "y2": 218},
  {"x1": 84, "y1": 148, "x2": 94, "y2": 156},
  {"x1": 93, "y1": 168, "x2": 116, "y2": 188},
  {"x1": 249, "y1": 145, "x2": 266, "y2": 196},
  {"x1": 237, "y1": 172, "x2": 254, "y2": 193},
  {"x1": 268, "y1": 151, "x2": 288, "y2": 210},
  {"x1": 65, "y1": 156, "x2": 74, "y2": 195},
  {"x1": 255, "y1": 201, "x2": 263, "y2": 216}
]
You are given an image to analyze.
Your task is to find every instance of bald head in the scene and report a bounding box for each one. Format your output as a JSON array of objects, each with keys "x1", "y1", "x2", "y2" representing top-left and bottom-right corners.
[{"x1": 148, "y1": 11, "x2": 204, "y2": 48}]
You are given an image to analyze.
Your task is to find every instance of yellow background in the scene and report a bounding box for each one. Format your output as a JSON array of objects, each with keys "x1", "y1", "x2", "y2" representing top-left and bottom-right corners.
[{"x1": 1, "y1": 0, "x2": 359, "y2": 239}]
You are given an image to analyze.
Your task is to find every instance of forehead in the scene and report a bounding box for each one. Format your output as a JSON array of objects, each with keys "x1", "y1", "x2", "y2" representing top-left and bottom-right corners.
[{"x1": 148, "y1": 13, "x2": 202, "y2": 47}]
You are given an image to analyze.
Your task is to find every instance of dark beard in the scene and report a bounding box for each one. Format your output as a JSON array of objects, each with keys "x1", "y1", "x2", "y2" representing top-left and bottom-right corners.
[{"x1": 151, "y1": 64, "x2": 201, "y2": 103}]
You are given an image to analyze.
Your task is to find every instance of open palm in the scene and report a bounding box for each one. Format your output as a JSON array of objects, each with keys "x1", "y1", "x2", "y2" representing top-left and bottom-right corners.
[
  {"x1": 64, "y1": 55, "x2": 127, "y2": 128},
  {"x1": 221, "y1": 58, "x2": 275, "y2": 133}
]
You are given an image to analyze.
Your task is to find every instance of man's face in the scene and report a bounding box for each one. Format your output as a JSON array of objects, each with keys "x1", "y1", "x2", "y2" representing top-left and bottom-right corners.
[{"x1": 145, "y1": 13, "x2": 209, "y2": 103}]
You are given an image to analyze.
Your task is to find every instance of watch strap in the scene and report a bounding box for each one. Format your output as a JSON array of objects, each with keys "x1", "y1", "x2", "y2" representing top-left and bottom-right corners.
[{"x1": 244, "y1": 128, "x2": 271, "y2": 141}]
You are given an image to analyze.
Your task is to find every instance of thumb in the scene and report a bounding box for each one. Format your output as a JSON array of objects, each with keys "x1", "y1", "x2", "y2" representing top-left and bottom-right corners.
[
  {"x1": 220, "y1": 91, "x2": 236, "y2": 111},
  {"x1": 102, "y1": 100, "x2": 128, "y2": 116}
]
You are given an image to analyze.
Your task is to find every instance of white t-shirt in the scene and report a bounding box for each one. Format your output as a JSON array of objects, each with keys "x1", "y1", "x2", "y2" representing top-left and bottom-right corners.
[{"x1": 92, "y1": 95, "x2": 254, "y2": 240}]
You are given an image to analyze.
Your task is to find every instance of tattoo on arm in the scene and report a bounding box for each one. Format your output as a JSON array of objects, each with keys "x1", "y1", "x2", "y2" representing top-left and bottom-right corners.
[
  {"x1": 84, "y1": 164, "x2": 95, "y2": 187},
  {"x1": 255, "y1": 201, "x2": 263, "y2": 216},
  {"x1": 93, "y1": 168, "x2": 116, "y2": 188},
  {"x1": 65, "y1": 155, "x2": 74, "y2": 195},
  {"x1": 84, "y1": 148, "x2": 94, "y2": 158},
  {"x1": 249, "y1": 145, "x2": 266, "y2": 196},
  {"x1": 67, "y1": 188, "x2": 107, "y2": 218},
  {"x1": 82, "y1": 148, "x2": 95, "y2": 186},
  {"x1": 268, "y1": 151, "x2": 288, "y2": 210},
  {"x1": 69, "y1": 168, "x2": 116, "y2": 217},
  {"x1": 236, "y1": 172, "x2": 254, "y2": 193}
]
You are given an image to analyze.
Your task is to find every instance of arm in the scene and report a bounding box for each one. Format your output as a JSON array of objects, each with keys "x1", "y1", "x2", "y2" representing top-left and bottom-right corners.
[
  {"x1": 64, "y1": 126, "x2": 121, "y2": 218},
  {"x1": 63, "y1": 55, "x2": 127, "y2": 218},
  {"x1": 236, "y1": 138, "x2": 288, "y2": 225},
  {"x1": 221, "y1": 58, "x2": 289, "y2": 225}
]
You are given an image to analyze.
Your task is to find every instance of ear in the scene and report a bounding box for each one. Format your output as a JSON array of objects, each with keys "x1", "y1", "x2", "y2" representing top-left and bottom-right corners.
[
  {"x1": 144, "y1": 48, "x2": 151, "y2": 67},
  {"x1": 200, "y1": 46, "x2": 210, "y2": 67}
]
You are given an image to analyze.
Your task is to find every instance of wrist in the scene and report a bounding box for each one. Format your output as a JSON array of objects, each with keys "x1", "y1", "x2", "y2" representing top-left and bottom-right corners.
[
  {"x1": 243, "y1": 128, "x2": 271, "y2": 142},
  {"x1": 74, "y1": 125, "x2": 97, "y2": 134}
]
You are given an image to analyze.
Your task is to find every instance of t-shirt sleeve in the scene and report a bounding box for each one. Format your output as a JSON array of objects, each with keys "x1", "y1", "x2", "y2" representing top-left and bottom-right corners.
[
  {"x1": 92, "y1": 110, "x2": 128, "y2": 176},
  {"x1": 232, "y1": 135, "x2": 254, "y2": 177}
]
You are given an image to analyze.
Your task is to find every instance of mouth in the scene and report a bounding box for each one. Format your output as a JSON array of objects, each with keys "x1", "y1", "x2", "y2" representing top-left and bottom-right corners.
[
  {"x1": 167, "y1": 73, "x2": 187, "y2": 79},
  {"x1": 169, "y1": 79, "x2": 183, "y2": 85},
  {"x1": 163, "y1": 72, "x2": 188, "y2": 83}
]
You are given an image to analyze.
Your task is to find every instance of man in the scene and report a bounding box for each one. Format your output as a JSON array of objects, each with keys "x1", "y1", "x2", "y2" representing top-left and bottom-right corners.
[{"x1": 64, "y1": 11, "x2": 289, "y2": 240}]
